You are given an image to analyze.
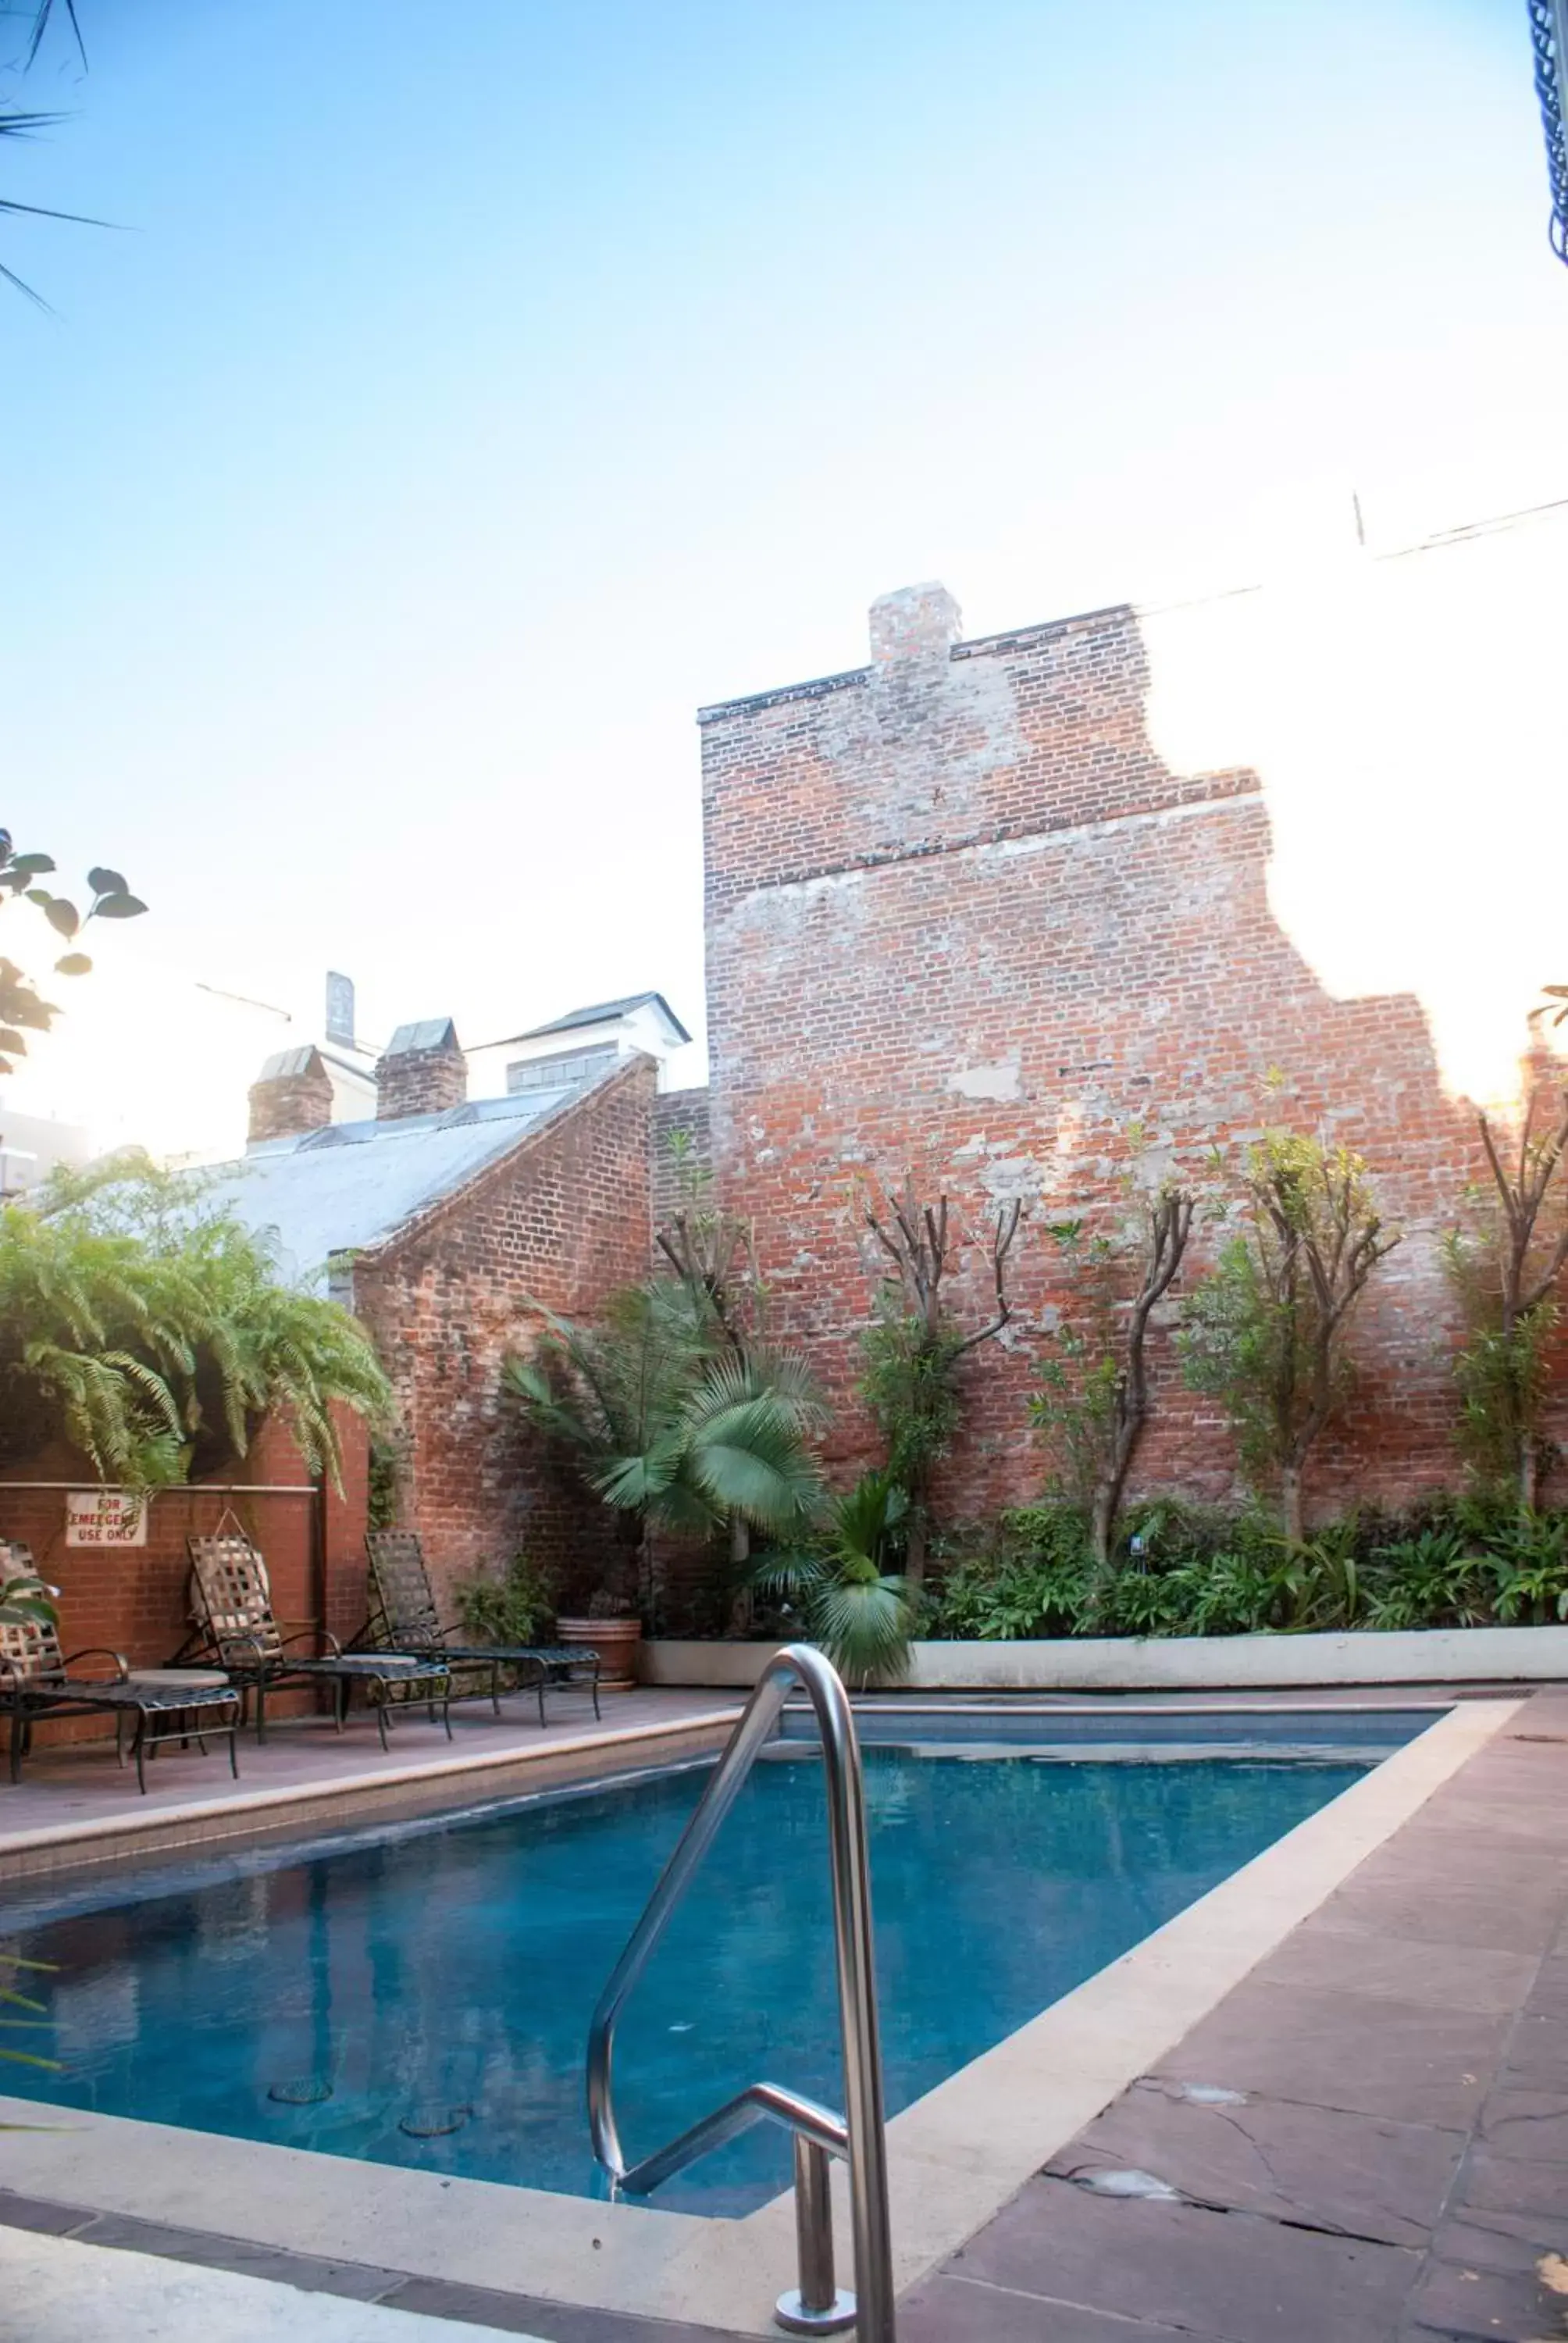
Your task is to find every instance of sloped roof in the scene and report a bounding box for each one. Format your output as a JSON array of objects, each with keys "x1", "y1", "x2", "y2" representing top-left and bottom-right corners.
[
  {"x1": 384, "y1": 1017, "x2": 459, "y2": 1057},
  {"x1": 486, "y1": 991, "x2": 691, "y2": 1047},
  {"x1": 257, "y1": 1044, "x2": 327, "y2": 1082},
  {"x1": 207, "y1": 1071, "x2": 605, "y2": 1289}
]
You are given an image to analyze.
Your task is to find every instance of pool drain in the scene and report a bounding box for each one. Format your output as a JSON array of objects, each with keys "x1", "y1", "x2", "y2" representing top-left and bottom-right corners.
[
  {"x1": 268, "y1": 2078, "x2": 333, "y2": 2106},
  {"x1": 400, "y1": 2105, "x2": 472, "y2": 2138}
]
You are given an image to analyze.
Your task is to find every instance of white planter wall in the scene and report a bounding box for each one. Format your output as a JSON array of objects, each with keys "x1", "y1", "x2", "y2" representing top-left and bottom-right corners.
[{"x1": 639, "y1": 1627, "x2": 1568, "y2": 1692}]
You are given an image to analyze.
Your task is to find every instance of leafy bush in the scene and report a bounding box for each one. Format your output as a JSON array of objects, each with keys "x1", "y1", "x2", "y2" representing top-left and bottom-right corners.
[
  {"x1": 0, "y1": 1154, "x2": 392, "y2": 1489},
  {"x1": 453, "y1": 1552, "x2": 556, "y2": 1646},
  {"x1": 924, "y1": 1493, "x2": 1568, "y2": 1640}
]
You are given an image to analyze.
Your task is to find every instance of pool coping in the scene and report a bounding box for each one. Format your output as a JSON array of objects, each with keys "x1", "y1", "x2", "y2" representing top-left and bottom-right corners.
[
  {"x1": 0, "y1": 1708, "x2": 746, "y2": 1883},
  {"x1": 0, "y1": 1696, "x2": 1518, "y2": 2337}
]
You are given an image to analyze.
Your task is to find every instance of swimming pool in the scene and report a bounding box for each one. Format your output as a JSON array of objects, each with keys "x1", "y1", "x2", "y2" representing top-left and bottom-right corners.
[{"x1": 3, "y1": 1725, "x2": 1410, "y2": 2215}]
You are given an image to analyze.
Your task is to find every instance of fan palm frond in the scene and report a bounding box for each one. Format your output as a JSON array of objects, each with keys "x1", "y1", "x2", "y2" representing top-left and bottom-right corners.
[
  {"x1": 504, "y1": 1277, "x2": 826, "y2": 1567},
  {"x1": 811, "y1": 1571, "x2": 915, "y2": 1685}
]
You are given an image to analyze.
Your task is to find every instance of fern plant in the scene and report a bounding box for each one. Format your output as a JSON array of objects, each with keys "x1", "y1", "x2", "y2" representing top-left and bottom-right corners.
[{"x1": 0, "y1": 1155, "x2": 391, "y2": 1489}]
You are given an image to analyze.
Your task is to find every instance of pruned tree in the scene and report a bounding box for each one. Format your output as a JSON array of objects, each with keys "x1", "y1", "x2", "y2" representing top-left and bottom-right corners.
[
  {"x1": 859, "y1": 1175, "x2": 1023, "y2": 1589},
  {"x1": 1034, "y1": 1182, "x2": 1195, "y2": 1574},
  {"x1": 654, "y1": 1129, "x2": 763, "y2": 1355},
  {"x1": 1444, "y1": 1086, "x2": 1568, "y2": 1510},
  {"x1": 1181, "y1": 1132, "x2": 1399, "y2": 1542}
]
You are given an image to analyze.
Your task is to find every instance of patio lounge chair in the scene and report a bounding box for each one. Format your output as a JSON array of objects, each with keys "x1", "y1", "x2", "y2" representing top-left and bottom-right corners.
[
  {"x1": 362, "y1": 1529, "x2": 601, "y2": 1724},
  {"x1": 2, "y1": 1540, "x2": 241, "y2": 1792},
  {"x1": 180, "y1": 1532, "x2": 452, "y2": 1749}
]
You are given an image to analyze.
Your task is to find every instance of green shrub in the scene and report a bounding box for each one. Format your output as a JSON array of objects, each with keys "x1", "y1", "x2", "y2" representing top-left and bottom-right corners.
[
  {"x1": 924, "y1": 1494, "x2": 1568, "y2": 1641},
  {"x1": 0, "y1": 1154, "x2": 391, "y2": 1490},
  {"x1": 453, "y1": 1553, "x2": 555, "y2": 1646},
  {"x1": 751, "y1": 1471, "x2": 916, "y2": 1683}
]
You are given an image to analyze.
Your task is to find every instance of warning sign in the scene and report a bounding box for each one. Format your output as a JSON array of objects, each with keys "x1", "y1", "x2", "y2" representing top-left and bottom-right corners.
[{"x1": 65, "y1": 1490, "x2": 148, "y2": 1547}]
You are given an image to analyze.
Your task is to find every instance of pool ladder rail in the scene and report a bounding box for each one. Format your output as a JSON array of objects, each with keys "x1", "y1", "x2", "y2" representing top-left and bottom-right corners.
[{"x1": 586, "y1": 1644, "x2": 896, "y2": 2341}]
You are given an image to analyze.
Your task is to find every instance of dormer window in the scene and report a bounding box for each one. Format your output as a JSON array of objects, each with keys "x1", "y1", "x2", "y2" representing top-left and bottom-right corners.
[{"x1": 505, "y1": 1043, "x2": 618, "y2": 1094}]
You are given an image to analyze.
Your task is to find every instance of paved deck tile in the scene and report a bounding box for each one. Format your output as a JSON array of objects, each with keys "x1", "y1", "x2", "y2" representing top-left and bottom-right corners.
[
  {"x1": 896, "y1": 2273, "x2": 1194, "y2": 2339},
  {"x1": 1047, "y1": 2074, "x2": 1464, "y2": 2246},
  {"x1": 0, "y1": 1689, "x2": 740, "y2": 1863},
  {"x1": 1462, "y1": 2143, "x2": 1568, "y2": 2217},
  {"x1": 902, "y1": 1692, "x2": 1568, "y2": 2343},
  {"x1": 942, "y1": 2175, "x2": 1420, "y2": 2341},
  {"x1": 1154, "y1": 1981, "x2": 1510, "y2": 2128},
  {"x1": 1258, "y1": 1921, "x2": 1539, "y2": 2014},
  {"x1": 1406, "y1": 2251, "x2": 1566, "y2": 2341}
]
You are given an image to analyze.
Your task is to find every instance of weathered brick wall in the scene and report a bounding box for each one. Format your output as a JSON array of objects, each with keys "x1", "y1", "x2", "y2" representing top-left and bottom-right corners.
[
  {"x1": 699, "y1": 585, "x2": 1557, "y2": 1532},
  {"x1": 351, "y1": 1059, "x2": 657, "y2": 1611},
  {"x1": 0, "y1": 1411, "x2": 369, "y2": 1746}
]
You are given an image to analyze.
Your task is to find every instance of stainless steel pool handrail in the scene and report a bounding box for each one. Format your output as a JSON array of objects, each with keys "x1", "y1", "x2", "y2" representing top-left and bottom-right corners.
[{"x1": 586, "y1": 1643, "x2": 896, "y2": 2342}]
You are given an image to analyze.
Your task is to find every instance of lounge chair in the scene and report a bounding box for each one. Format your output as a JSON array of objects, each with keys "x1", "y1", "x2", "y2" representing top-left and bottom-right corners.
[
  {"x1": 2, "y1": 1539, "x2": 241, "y2": 1792},
  {"x1": 180, "y1": 1532, "x2": 452, "y2": 1749},
  {"x1": 362, "y1": 1529, "x2": 601, "y2": 1724}
]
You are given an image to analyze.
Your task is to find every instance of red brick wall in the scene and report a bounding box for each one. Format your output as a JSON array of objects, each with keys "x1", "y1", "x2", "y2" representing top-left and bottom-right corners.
[
  {"x1": 351, "y1": 1060, "x2": 657, "y2": 1612},
  {"x1": 0, "y1": 1410, "x2": 369, "y2": 1746},
  {"x1": 698, "y1": 588, "x2": 1559, "y2": 1532},
  {"x1": 651, "y1": 1088, "x2": 712, "y2": 1236}
]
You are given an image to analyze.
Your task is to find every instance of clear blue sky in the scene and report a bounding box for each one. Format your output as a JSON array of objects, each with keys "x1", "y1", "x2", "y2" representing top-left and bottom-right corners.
[{"x1": 5, "y1": 0, "x2": 1564, "y2": 1122}]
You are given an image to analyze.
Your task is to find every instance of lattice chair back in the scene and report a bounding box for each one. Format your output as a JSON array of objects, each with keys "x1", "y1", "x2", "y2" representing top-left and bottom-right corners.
[
  {"x1": 0, "y1": 1540, "x2": 65, "y2": 1683},
  {"x1": 365, "y1": 1530, "x2": 443, "y2": 1646},
  {"x1": 187, "y1": 1533, "x2": 286, "y2": 1664}
]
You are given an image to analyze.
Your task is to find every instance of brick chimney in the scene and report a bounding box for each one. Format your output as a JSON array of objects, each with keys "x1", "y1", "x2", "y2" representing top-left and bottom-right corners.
[
  {"x1": 248, "y1": 1045, "x2": 334, "y2": 1147},
  {"x1": 376, "y1": 1018, "x2": 467, "y2": 1121},
  {"x1": 869, "y1": 581, "x2": 963, "y2": 664}
]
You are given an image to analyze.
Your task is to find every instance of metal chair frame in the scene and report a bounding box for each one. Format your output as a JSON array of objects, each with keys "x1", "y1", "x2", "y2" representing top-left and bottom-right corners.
[
  {"x1": 179, "y1": 1532, "x2": 451, "y2": 1749},
  {"x1": 2, "y1": 1539, "x2": 242, "y2": 1792},
  {"x1": 362, "y1": 1529, "x2": 601, "y2": 1724}
]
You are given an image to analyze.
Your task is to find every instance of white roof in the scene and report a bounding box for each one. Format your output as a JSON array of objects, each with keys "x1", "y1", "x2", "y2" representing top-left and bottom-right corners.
[{"x1": 208, "y1": 1081, "x2": 590, "y2": 1289}]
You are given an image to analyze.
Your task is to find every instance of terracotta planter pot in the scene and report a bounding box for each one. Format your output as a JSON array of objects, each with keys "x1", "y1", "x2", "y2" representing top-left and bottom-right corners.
[{"x1": 555, "y1": 1615, "x2": 642, "y2": 1691}]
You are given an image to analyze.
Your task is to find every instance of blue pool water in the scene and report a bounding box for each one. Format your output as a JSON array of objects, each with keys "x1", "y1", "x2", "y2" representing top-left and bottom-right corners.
[{"x1": 6, "y1": 1745, "x2": 1369, "y2": 2213}]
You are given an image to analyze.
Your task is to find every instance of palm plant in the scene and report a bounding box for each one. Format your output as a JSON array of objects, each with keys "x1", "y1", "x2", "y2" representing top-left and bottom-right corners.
[
  {"x1": 503, "y1": 1282, "x2": 824, "y2": 1613},
  {"x1": 754, "y1": 1472, "x2": 917, "y2": 1685}
]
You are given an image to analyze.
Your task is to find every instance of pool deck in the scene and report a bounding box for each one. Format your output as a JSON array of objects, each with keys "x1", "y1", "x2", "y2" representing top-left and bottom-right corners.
[
  {"x1": 0, "y1": 1687, "x2": 743, "y2": 1881},
  {"x1": 900, "y1": 1683, "x2": 1568, "y2": 2343},
  {"x1": 3, "y1": 1685, "x2": 1568, "y2": 2338}
]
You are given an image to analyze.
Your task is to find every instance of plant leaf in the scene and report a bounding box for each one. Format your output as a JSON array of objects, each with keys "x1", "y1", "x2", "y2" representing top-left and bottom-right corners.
[
  {"x1": 87, "y1": 867, "x2": 127, "y2": 896},
  {"x1": 93, "y1": 893, "x2": 148, "y2": 920},
  {"x1": 54, "y1": 952, "x2": 91, "y2": 976},
  {"x1": 43, "y1": 898, "x2": 80, "y2": 939}
]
